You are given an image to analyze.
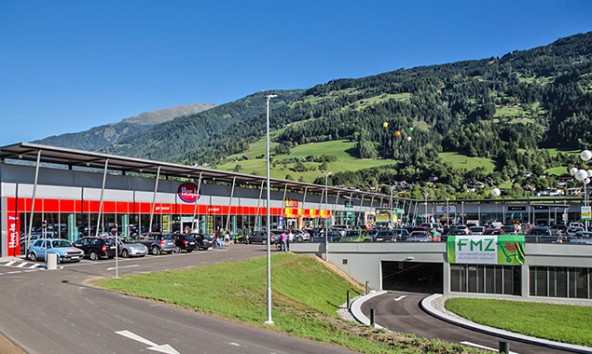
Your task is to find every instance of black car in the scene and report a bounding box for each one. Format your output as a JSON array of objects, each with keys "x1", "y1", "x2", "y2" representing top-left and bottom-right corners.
[
  {"x1": 174, "y1": 234, "x2": 198, "y2": 253},
  {"x1": 191, "y1": 233, "x2": 214, "y2": 250},
  {"x1": 373, "y1": 230, "x2": 396, "y2": 242},
  {"x1": 73, "y1": 237, "x2": 117, "y2": 261},
  {"x1": 312, "y1": 231, "x2": 341, "y2": 243}
]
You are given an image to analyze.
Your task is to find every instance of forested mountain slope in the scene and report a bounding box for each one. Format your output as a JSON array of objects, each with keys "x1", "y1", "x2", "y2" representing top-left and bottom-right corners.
[{"x1": 54, "y1": 32, "x2": 592, "y2": 197}]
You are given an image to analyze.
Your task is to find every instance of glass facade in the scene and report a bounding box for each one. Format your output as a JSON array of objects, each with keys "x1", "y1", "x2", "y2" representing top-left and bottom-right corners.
[
  {"x1": 450, "y1": 264, "x2": 521, "y2": 295},
  {"x1": 529, "y1": 266, "x2": 592, "y2": 299}
]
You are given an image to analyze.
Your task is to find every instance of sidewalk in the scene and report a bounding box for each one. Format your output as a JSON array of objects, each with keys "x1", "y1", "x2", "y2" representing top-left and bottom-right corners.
[{"x1": 346, "y1": 292, "x2": 592, "y2": 354}]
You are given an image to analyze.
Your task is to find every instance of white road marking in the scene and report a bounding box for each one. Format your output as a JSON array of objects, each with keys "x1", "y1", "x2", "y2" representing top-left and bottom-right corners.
[
  {"x1": 107, "y1": 265, "x2": 139, "y2": 271},
  {"x1": 5, "y1": 261, "x2": 17, "y2": 266},
  {"x1": 460, "y1": 341, "x2": 519, "y2": 354},
  {"x1": 229, "y1": 342, "x2": 240, "y2": 346},
  {"x1": 394, "y1": 295, "x2": 407, "y2": 301},
  {"x1": 116, "y1": 330, "x2": 180, "y2": 354},
  {"x1": 7, "y1": 271, "x2": 22, "y2": 274},
  {"x1": 17, "y1": 262, "x2": 29, "y2": 268}
]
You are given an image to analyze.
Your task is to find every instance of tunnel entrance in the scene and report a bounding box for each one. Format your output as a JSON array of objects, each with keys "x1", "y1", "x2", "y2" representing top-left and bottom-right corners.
[{"x1": 382, "y1": 261, "x2": 443, "y2": 293}]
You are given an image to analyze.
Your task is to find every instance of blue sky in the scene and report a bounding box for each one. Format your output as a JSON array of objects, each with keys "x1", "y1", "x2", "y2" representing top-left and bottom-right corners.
[{"x1": 1, "y1": 0, "x2": 591, "y2": 146}]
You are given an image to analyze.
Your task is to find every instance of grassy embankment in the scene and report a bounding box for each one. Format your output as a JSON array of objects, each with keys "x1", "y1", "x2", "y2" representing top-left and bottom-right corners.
[
  {"x1": 446, "y1": 298, "x2": 592, "y2": 347},
  {"x1": 95, "y1": 253, "x2": 483, "y2": 354}
]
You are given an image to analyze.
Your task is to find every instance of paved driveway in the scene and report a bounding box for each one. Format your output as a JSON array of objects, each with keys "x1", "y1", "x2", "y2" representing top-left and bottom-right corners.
[{"x1": 0, "y1": 245, "x2": 357, "y2": 354}]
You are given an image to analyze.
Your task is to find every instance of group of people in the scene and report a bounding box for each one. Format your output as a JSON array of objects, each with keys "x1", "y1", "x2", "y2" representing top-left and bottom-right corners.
[
  {"x1": 279, "y1": 230, "x2": 291, "y2": 251},
  {"x1": 214, "y1": 229, "x2": 231, "y2": 249}
]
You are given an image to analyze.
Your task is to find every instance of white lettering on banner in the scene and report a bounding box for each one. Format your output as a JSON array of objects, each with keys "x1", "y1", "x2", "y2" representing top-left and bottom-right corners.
[
  {"x1": 155, "y1": 206, "x2": 171, "y2": 212},
  {"x1": 8, "y1": 214, "x2": 19, "y2": 249},
  {"x1": 455, "y1": 236, "x2": 497, "y2": 264}
]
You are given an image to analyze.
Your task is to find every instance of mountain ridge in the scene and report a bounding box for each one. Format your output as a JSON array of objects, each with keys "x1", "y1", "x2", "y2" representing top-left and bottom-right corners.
[{"x1": 34, "y1": 103, "x2": 215, "y2": 151}]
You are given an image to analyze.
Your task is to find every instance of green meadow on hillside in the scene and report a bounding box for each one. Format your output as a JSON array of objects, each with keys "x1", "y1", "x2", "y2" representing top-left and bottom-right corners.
[
  {"x1": 438, "y1": 152, "x2": 495, "y2": 174},
  {"x1": 218, "y1": 139, "x2": 395, "y2": 182}
]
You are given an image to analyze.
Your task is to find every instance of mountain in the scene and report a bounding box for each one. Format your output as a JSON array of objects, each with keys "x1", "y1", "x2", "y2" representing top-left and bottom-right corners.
[
  {"x1": 34, "y1": 103, "x2": 215, "y2": 151},
  {"x1": 43, "y1": 32, "x2": 592, "y2": 198}
]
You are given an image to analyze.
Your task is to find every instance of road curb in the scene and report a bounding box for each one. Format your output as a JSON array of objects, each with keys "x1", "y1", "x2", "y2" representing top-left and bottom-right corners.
[
  {"x1": 349, "y1": 290, "x2": 386, "y2": 329},
  {"x1": 420, "y1": 294, "x2": 592, "y2": 354}
]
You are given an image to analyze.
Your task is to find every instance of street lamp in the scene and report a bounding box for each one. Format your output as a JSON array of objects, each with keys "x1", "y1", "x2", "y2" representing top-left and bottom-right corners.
[
  {"x1": 445, "y1": 198, "x2": 450, "y2": 227},
  {"x1": 424, "y1": 192, "x2": 429, "y2": 224},
  {"x1": 265, "y1": 93, "x2": 277, "y2": 325},
  {"x1": 322, "y1": 170, "x2": 332, "y2": 260}
]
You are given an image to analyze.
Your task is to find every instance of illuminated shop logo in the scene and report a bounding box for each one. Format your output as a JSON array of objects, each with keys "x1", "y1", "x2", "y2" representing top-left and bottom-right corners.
[{"x1": 178, "y1": 182, "x2": 200, "y2": 203}]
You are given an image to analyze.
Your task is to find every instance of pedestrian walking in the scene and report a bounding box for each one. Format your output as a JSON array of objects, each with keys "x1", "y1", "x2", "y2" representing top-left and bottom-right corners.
[{"x1": 280, "y1": 231, "x2": 288, "y2": 252}]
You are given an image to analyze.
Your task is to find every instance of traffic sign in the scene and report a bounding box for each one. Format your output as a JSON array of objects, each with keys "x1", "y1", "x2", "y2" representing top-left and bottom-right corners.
[{"x1": 582, "y1": 206, "x2": 591, "y2": 221}]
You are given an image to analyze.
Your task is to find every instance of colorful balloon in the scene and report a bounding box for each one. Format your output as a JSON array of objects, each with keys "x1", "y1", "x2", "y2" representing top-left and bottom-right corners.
[
  {"x1": 383, "y1": 122, "x2": 388, "y2": 128},
  {"x1": 407, "y1": 136, "x2": 412, "y2": 141},
  {"x1": 408, "y1": 127, "x2": 414, "y2": 132},
  {"x1": 395, "y1": 131, "x2": 401, "y2": 137}
]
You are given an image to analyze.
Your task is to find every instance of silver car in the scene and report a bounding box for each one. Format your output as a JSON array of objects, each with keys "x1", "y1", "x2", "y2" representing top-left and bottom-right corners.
[{"x1": 118, "y1": 238, "x2": 148, "y2": 258}]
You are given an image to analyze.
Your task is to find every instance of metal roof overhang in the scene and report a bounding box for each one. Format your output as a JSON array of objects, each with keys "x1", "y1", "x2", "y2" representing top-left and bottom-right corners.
[{"x1": 0, "y1": 142, "x2": 405, "y2": 202}]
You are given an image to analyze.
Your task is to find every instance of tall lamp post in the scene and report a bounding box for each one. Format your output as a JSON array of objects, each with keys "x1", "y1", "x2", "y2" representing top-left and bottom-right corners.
[
  {"x1": 264, "y1": 94, "x2": 277, "y2": 325},
  {"x1": 322, "y1": 170, "x2": 332, "y2": 260},
  {"x1": 445, "y1": 198, "x2": 450, "y2": 227},
  {"x1": 424, "y1": 192, "x2": 429, "y2": 224}
]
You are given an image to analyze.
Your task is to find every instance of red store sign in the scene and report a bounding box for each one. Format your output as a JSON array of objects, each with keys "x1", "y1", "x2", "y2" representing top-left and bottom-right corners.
[{"x1": 178, "y1": 183, "x2": 200, "y2": 203}]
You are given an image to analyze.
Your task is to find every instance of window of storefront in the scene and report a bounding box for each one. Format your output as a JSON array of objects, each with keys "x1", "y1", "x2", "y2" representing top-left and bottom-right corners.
[
  {"x1": 529, "y1": 266, "x2": 591, "y2": 299},
  {"x1": 451, "y1": 264, "x2": 521, "y2": 295}
]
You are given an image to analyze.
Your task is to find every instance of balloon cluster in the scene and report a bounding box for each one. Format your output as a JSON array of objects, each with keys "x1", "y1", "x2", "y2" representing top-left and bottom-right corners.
[{"x1": 383, "y1": 122, "x2": 414, "y2": 141}]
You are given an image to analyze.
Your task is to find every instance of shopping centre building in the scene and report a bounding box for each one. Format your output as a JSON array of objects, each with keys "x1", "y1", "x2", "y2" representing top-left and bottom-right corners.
[{"x1": 1, "y1": 142, "x2": 591, "y2": 303}]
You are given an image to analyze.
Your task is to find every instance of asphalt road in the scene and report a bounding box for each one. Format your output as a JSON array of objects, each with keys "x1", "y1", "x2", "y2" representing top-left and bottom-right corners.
[
  {"x1": 361, "y1": 291, "x2": 574, "y2": 354},
  {"x1": 0, "y1": 245, "x2": 357, "y2": 354}
]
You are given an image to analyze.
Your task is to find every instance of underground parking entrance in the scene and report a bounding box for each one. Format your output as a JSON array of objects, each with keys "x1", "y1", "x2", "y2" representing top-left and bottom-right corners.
[{"x1": 382, "y1": 261, "x2": 443, "y2": 293}]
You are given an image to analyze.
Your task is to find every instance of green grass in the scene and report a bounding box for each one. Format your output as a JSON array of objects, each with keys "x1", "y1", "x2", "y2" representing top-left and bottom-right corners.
[
  {"x1": 219, "y1": 139, "x2": 395, "y2": 182},
  {"x1": 352, "y1": 93, "x2": 412, "y2": 111},
  {"x1": 439, "y1": 152, "x2": 495, "y2": 174},
  {"x1": 445, "y1": 298, "x2": 592, "y2": 347},
  {"x1": 494, "y1": 105, "x2": 525, "y2": 118},
  {"x1": 546, "y1": 166, "x2": 567, "y2": 176},
  {"x1": 95, "y1": 253, "x2": 483, "y2": 354}
]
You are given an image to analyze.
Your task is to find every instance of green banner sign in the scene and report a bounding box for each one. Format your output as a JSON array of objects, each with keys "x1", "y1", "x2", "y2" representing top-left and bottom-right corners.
[{"x1": 447, "y1": 235, "x2": 525, "y2": 265}]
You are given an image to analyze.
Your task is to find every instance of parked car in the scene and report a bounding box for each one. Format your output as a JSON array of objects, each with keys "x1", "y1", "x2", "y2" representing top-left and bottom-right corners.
[
  {"x1": 372, "y1": 230, "x2": 396, "y2": 242},
  {"x1": 453, "y1": 224, "x2": 470, "y2": 234},
  {"x1": 73, "y1": 237, "x2": 117, "y2": 261},
  {"x1": 174, "y1": 234, "x2": 198, "y2": 253},
  {"x1": 290, "y1": 229, "x2": 311, "y2": 242},
  {"x1": 340, "y1": 229, "x2": 371, "y2": 242},
  {"x1": 312, "y1": 231, "x2": 341, "y2": 243},
  {"x1": 469, "y1": 226, "x2": 486, "y2": 235},
  {"x1": 137, "y1": 233, "x2": 176, "y2": 255},
  {"x1": 447, "y1": 229, "x2": 469, "y2": 236},
  {"x1": 568, "y1": 231, "x2": 592, "y2": 244},
  {"x1": 526, "y1": 227, "x2": 552, "y2": 237},
  {"x1": 406, "y1": 231, "x2": 433, "y2": 242},
  {"x1": 501, "y1": 224, "x2": 518, "y2": 234},
  {"x1": 483, "y1": 228, "x2": 506, "y2": 235},
  {"x1": 117, "y1": 238, "x2": 148, "y2": 258},
  {"x1": 566, "y1": 226, "x2": 585, "y2": 236},
  {"x1": 393, "y1": 228, "x2": 410, "y2": 241},
  {"x1": 245, "y1": 230, "x2": 269, "y2": 244},
  {"x1": 192, "y1": 233, "x2": 214, "y2": 250},
  {"x1": 27, "y1": 238, "x2": 84, "y2": 263},
  {"x1": 444, "y1": 229, "x2": 469, "y2": 242}
]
